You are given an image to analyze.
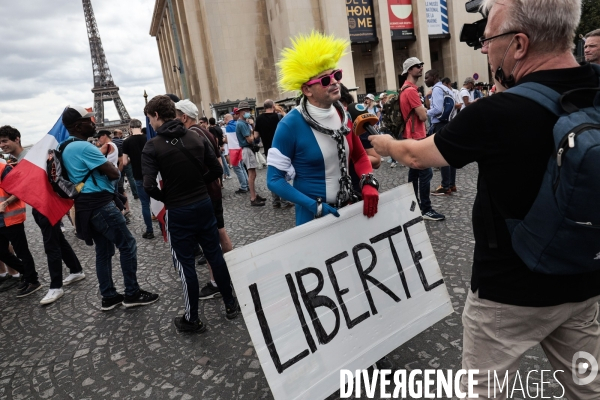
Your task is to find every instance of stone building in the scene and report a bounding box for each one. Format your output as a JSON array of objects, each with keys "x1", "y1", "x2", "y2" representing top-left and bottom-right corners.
[{"x1": 150, "y1": 0, "x2": 488, "y2": 118}]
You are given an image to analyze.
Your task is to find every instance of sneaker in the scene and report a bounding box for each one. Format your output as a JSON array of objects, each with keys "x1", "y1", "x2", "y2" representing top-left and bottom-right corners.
[
  {"x1": 197, "y1": 255, "x2": 207, "y2": 265},
  {"x1": 101, "y1": 293, "x2": 124, "y2": 311},
  {"x1": 199, "y1": 282, "x2": 222, "y2": 300},
  {"x1": 173, "y1": 316, "x2": 207, "y2": 333},
  {"x1": 431, "y1": 185, "x2": 452, "y2": 196},
  {"x1": 225, "y1": 299, "x2": 241, "y2": 320},
  {"x1": 40, "y1": 288, "x2": 64, "y2": 305},
  {"x1": 390, "y1": 161, "x2": 398, "y2": 168},
  {"x1": 142, "y1": 231, "x2": 155, "y2": 239},
  {"x1": 122, "y1": 289, "x2": 159, "y2": 308},
  {"x1": 375, "y1": 356, "x2": 395, "y2": 370},
  {"x1": 422, "y1": 209, "x2": 446, "y2": 221},
  {"x1": 235, "y1": 189, "x2": 249, "y2": 194},
  {"x1": 450, "y1": 185, "x2": 457, "y2": 192},
  {"x1": 16, "y1": 280, "x2": 28, "y2": 291},
  {"x1": 63, "y1": 272, "x2": 85, "y2": 286},
  {"x1": 256, "y1": 194, "x2": 267, "y2": 202},
  {"x1": 0, "y1": 274, "x2": 11, "y2": 283},
  {"x1": 272, "y1": 202, "x2": 281, "y2": 208},
  {"x1": 282, "y1": 202, "x2": 294, "y2": 209},
  {"x1": 251, "y1": 199, "x2": 265, "y2": 207},
  {"x1": 16, "y1": 282, "x2": 42, "y2": 298}
]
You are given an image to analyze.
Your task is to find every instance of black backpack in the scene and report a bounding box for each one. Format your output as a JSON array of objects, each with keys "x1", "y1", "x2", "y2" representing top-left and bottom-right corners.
[{"x1": 47, "y1": 138, "x2": 95, "y2": 199}]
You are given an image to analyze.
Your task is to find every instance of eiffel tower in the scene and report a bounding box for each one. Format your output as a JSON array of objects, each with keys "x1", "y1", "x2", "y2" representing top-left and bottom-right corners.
[{"x1": 82, "y1": 0, "x2": 130, "y2": 130}]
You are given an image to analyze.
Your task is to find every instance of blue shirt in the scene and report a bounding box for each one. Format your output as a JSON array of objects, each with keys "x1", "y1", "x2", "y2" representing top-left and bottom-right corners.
[
  {"x1": 61, "y1": 138, "x2": 116, "y2": 194},
  {"x1": 427, "y1": 81, "x2": 453, "y2": 124},
  {"x1": 235, "y1": 120, "x2": 252, "y2": 148}
]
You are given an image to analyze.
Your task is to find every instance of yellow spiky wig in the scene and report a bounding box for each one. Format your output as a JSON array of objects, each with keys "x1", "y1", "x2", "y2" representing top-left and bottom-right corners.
[{"x1": 277, "y1": 31, "x2": 350, "y2": 94}]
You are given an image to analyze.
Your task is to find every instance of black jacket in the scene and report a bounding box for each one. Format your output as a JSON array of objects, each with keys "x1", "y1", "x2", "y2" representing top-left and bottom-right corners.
[{"x1": 142, "y1": 119, "x2": 223, "y2": 208}]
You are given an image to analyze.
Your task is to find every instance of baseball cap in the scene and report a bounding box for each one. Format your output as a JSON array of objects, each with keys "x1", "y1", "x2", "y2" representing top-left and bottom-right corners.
[
  {"x1": 464, "y1": 77, "x2": 475, "y2": 84},
  {"x1": 237, "y1": 101, "x2": 251, "y2": 111},
  {"x1": 365, "y1": 94, "x2": 375, "y2": 101},
  {"x1": 175, "y1": 99, "x2": 199, "y2": 120},
  {"x1": 379, "y1": 92, "x2": 388, "y2": 98},
  {"x1": 62, "y1": 105, "x2": 95, "y2": 127},
  {"x1": 402, "y1": 57, "x2": 424, "y2": 75}
]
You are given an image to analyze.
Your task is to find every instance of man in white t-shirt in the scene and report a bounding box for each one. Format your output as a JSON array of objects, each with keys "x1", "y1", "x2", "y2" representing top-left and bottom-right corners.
[{"x1": 459, "y1": 77, "x2": 477, "y2": 110}]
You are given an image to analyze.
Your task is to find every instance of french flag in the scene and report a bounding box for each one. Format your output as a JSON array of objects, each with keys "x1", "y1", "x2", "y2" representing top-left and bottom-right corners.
[
  {"x1": 1, "y1": 114, "x2": 73, "y2": 226},
  {"x1": 146, "y1": 116, "x2": 167, "y2": 241}
]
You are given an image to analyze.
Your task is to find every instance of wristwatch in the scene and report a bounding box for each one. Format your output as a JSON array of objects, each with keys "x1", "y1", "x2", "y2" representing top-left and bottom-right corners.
[
  {"x1": 315, "y1": 197, "x2": 323, "y2": 218},
  {"x1": 359, "y1": 173, "x2": 379, "y2": 191}
]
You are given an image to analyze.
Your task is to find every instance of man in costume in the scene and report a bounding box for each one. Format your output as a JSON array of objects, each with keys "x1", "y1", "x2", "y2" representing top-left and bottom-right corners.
[{"x1": 267, "y1": 31, "x2": 390, "y2": 368}]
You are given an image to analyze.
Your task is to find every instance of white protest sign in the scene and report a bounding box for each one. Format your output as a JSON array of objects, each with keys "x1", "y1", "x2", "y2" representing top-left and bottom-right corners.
[{"x1": 225, "y1": 183, "x2": 453, "y2": 400}]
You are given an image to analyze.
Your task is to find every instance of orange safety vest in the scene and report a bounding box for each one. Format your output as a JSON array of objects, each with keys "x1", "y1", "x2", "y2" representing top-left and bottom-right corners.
[{"x1": 0, "y1": 163, "x2": 26, "y2": 226}]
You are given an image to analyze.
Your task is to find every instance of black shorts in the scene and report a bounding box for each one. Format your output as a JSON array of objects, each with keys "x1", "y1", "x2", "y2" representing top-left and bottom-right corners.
[{"x1": 212, "y1": 198, "x2": 224, "y2": 229}]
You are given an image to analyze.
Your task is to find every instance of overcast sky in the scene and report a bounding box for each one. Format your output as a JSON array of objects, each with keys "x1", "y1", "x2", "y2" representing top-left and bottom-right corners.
[{"x1": 0, "y1": 0, "x2": 166, "y2": 146}]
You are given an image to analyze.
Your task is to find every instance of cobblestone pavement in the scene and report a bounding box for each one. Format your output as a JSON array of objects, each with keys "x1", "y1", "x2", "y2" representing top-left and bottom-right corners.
[{"x1": 0, "y1": 161, "x2": 570, "y2": 399}]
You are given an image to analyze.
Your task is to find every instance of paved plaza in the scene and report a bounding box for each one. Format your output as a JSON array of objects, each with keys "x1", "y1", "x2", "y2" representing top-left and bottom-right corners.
[{"x1": 0, "y1": 162, "x2": 569, "y2": 399}]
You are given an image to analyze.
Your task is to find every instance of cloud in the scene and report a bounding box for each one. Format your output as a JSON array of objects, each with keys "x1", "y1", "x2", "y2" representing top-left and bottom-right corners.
[{"x1": 0, "y1": 0, "x2": 165, "y2": 146}]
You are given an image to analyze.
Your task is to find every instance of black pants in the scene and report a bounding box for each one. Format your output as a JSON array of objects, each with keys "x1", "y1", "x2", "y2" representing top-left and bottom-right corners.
[
  {"x1": 166, "y1": 197, "x2": 235, "y2": 323},
  {"x1": 0, "y1": 223, "x2": 37, "y2": 284},
  {"x1": 33, "y1": 209, "x2": 83, "y2": 289}
]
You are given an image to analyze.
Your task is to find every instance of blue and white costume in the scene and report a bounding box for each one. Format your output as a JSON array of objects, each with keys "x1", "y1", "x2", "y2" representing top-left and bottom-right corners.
[{"x1": 267, "y1": 102, "x2": 372, "y2": 226}]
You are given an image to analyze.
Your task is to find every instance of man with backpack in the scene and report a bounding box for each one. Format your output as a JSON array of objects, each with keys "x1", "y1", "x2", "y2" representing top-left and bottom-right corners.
[
  {"x1": 399, "y1": 58, "x2": 445, "y2": 221},
  {"x1": 370, "y1": 0, "x2": 600, "y2": 397},
  {"x1": 60, "y1": 106, "x2": 159, "y2": 311},
  {"x1": 425, "y1": 70, "x2": 457, "y2": 196},
  {"x1": 142, "y1": 95, "x2": 240, "y2": 333}
]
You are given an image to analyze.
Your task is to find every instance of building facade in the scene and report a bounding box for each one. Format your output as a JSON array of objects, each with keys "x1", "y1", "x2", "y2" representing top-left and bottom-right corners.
[{"x1": 150, "y1": 0, "x2": 489, "y2": 118}]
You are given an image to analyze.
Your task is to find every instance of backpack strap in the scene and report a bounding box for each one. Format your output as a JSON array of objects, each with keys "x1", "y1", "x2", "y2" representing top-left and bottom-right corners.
[
  {"x1": 505, "y1": 82, "x2": 564, "y2": 116},
  {"x1": 58, "y1": 138, "x2": 97, "y2": 186}
]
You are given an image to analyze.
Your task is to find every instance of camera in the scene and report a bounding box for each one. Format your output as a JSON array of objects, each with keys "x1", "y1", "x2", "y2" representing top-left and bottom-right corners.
[{"x1": 460, "y1": 0, "x2": 487, "y2": 50}]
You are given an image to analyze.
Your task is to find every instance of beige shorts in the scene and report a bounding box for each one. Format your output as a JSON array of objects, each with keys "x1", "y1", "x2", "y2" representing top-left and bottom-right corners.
[{"x1": 242, "y1": 146, "x2": 258, "y2": 169}]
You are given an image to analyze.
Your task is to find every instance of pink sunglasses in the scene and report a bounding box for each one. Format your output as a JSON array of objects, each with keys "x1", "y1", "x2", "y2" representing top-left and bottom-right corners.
[{"x1": 305, "y1": 69, "x2": 343, "y2": 87}]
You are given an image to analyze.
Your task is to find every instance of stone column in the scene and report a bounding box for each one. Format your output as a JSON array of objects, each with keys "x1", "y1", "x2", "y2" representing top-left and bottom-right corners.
[
  {"x1": 318, "y1": 0, "x2": 357, "y2": 90},
  {"x1": 372, "y1": 0, "x2": 397, "y2": 91}
]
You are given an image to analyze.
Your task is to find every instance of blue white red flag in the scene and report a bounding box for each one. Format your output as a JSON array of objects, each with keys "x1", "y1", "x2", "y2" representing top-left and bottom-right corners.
[
  {"x1": 1, "y1": 114, "x2": 73, "y2": 225},
  {"x1": 145, "y1": 116, "x2": 167, "y2": 241}
]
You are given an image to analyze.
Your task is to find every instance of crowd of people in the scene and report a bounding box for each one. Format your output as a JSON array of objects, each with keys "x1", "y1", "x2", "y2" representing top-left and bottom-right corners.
[{"x1": 1, "y1": 0, "x2": 599, "y2": 396}]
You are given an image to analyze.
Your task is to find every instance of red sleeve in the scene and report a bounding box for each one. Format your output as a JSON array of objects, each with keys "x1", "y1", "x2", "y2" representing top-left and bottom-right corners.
[
  {"x1": 348, "y1": 132, "x2": 372, "y2": 177},
  {"x1": 406, "y1": 88, "x2": 421, "y2": 110}
]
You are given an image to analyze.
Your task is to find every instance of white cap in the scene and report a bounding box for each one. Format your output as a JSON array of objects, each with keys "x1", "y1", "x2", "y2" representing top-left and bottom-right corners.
[
  {"x1": 379, "y1": 92, "x2": 387, "y2": 98},
  {"x1": 365, "y1": 93, "x2": 375, "y2": 101},
  {"x1": 402, "y1": 57, "x2": 424, "y2": 75},
  {"x1": 175, "y1": 99, "x2": 199, "y2": 120}
]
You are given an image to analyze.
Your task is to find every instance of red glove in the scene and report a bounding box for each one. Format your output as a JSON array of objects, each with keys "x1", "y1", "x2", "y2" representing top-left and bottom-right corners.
[{"x1": 362, "y1": 185, "x2": 379, "y2": 218}]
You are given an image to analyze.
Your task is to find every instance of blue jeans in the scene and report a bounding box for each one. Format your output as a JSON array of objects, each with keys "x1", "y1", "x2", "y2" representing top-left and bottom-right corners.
[
  {"x1": 441, "y1": 166, "x2": 456, "y2": 189},
  {"x1": 221, "y1": 154, "x2": 230, "y2": 177},
  {"x1": 408, "y1": 167, "x2": 433, "y2": 213},
  {"x1": 166, "y1": 198, "x2": 235, "y2": 322},
  {"x1": 90, "y1": 202, "x2": 139, "y2": 298},
  {"x1": 135, "y1": 180, "x2": 153, "y2": 233},
  {"x1": 232, "y1": 164, "x2": 249, "y2": 191},
  {"x1": 123, "y1": 164, "x2": 138, "y2": 197}
]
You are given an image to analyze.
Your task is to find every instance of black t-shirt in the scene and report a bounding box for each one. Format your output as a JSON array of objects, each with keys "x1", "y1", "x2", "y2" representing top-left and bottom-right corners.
[
  {"x1": 122, "y1": 134, "x2": 147, "y2": 180},
  {"x1": 254, "y1": 112, "x2": 281, "y2": 156},
  {"x1": 434, "y1": 63, "x2": 600, "y2": 307}
]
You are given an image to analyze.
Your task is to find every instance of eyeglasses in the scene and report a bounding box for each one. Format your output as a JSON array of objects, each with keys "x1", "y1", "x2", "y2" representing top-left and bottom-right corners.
[
  {"x1": 479, "y1": 31, "x2": 520, "y2": 47},
  {"x1": 305, "y1": 69, "x2": 343, "y2": 87},
  {"x1": 410, "y1": 63, "x2": 424, "y2": 70}
]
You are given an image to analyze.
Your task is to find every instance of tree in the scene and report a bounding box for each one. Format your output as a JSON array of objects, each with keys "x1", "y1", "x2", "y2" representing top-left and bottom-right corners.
[{"x1": 576, "y1": 0, "x2": 600, "y2": 38}]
